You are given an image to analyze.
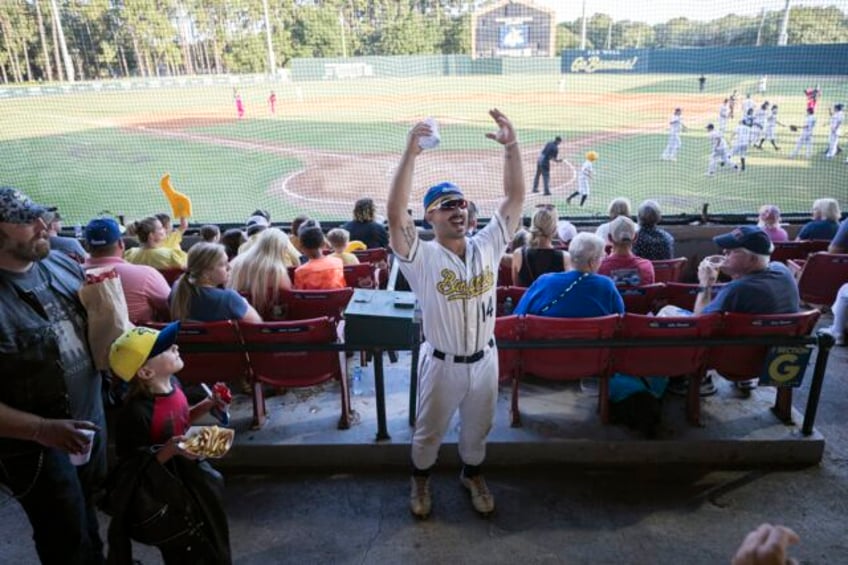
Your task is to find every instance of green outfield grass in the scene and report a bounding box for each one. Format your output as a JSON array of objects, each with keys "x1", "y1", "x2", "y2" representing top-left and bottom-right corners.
[{"x1": 1, "y1": 72, "x2": 845, "y2": 223}]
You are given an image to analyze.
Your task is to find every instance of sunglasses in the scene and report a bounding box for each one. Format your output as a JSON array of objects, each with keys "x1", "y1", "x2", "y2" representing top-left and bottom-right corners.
[{"x1": 435, "y1": 198, "x2": 468, "y2": 211}]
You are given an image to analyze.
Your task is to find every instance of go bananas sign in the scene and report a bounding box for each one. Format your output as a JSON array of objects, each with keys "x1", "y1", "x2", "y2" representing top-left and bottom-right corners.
[{"x1": 757, "y1": 346, "x2": 813, "y2": 387}]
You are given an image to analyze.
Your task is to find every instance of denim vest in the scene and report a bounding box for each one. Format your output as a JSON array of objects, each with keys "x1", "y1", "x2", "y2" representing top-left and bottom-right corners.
[{"x1": 0, "y1": 253, "x2": 84, "y2": 455}]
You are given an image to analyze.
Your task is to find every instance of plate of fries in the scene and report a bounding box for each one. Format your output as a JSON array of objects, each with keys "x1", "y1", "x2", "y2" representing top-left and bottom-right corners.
[{"x1": 180, "y1": 425, "x2": 235, "y2": 458}]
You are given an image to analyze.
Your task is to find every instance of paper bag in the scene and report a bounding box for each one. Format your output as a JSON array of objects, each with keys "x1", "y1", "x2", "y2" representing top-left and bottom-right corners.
[{"x1": 79, "y1": 267, "x2": 134, "y2": 371}]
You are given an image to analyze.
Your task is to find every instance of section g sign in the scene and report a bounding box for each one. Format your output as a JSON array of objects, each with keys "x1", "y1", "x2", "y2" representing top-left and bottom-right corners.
[
  {"x1": 758, "y1": 346, "x2": 813, "y2": 387},
  {"x1": 570, "y1": 55, "x2": 639, "y2": 73}
]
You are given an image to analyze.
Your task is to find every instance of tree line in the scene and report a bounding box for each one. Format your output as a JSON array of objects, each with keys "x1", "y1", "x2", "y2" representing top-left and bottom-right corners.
[{"x1": 1, "y1": 1, "x2": 846, "y2": 84}]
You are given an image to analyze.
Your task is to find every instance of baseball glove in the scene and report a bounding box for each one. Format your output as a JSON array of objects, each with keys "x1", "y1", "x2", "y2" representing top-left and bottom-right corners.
[{"x1": 789, "y1": 125, "x2": 799, "y2": 132}]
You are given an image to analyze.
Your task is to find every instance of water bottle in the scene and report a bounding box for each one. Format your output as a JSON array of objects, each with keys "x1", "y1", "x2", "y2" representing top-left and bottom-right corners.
[
  {"x1": 503, "y1": 296, "x2": 514, "y2": 316},
  {"x1": 73, "y1": 223, "x2": 83, "y2": 240},
  {"x1": 352, "y1": 364, "x2": 363, "y2": 396}
]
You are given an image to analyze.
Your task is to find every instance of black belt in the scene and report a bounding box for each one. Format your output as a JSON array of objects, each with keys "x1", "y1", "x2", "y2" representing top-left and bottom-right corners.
[{"x1": 432, "y1": 339, "x2": 494, "y2": 364}]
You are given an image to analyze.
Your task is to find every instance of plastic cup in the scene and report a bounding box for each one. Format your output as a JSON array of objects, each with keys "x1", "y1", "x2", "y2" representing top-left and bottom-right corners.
[
  {"x1": 69, "y1": 429, "x2": 95, "y2": 466},
  {"x1": 418, "y1": 117, "x2": 441, "y2": 150},
  {"x1": 703, "y1": 254, "x2": 725, "y2": 267}
]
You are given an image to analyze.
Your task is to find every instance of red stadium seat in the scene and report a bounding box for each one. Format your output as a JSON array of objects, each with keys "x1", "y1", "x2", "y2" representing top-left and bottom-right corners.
[
  {"x1": 343, "y1": 263, "x2": 377, "y2": 289},
  {"x1": 497, "y1": 261, "x2": 513, "y2": 287},
  {"x1": 706, "y1": 310, "x2": 820, "y2": 424},
  {"x1": 793, "y1": 253, "x2": 848, "y2": 307},
  {"x1": 150, "y1": 321, "x2": 250, "y2": 386},
  {"x1": 276, "y1": 288, "x2": 354, "y2": 322},
  {"x1": 613, "y1": 313, "x2": 720, "y2": 425},
  {"x1": 618, "y1": 283, "x2": 665, "y2": 314},
  {"x1": 651, "y1": 257, "x2": 688, "y2": 283},
  {"x1": 494, "y1": 315, "x2": 522, "y2": 386},
  {"x1": 496, "y1": 286, "x2": 527, "y2": 316},
  {"x1": 352, "y1": 248, "x2": 389, "y2": 288},
  {"x1": 771, "y1": 240, "x2": 831, "y2": 264},
  {"x1": 158, "y1": 267, "x2": 185, "y2": 286},
  {"x1": 659, "y1": 282, "x2": 726, "y2": 313},
  {"x1": 517, "y1": 314, "x2": 619, "y2": 425},
  {"x1": 240, "y1": 317, "x2": 350, "y2": 430}
]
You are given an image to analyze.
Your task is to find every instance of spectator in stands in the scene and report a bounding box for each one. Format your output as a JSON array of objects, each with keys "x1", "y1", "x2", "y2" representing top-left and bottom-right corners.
[
  {"x1": 826, "y1": 283, "x2": 847, "y2": 346},
  {"x1": 170, "y1": 242, "x2": 261, "y2": 323},
  {"x1": 46, "y1": 208, "x2": 87, "y2": 263},
  {"x1": 237, "y1": 214, "x2": 270, "y2": 254},
  {"x1": 228, "y1": 229, "x2": 293, "y2": 319},
  {"x1": 83, "y1": 217, "x2": 170, "y2": 323},
  {"x1": 511, "y1": 206, "x2": 569, "y2": 287},
  {"x1": 124, "y1": 216, "x2": 187, "y2": 270},
  {"x1": 555, "y1": 220, "x2": 577, "y2": 248},
  {"x1": 757, "y1": 204, "x2": 788, "y2": 242},
  {"x1": 632, "y1": 199, "x2": 674, "y2": 260},
  {"x1": 595, "y1": 197, "x2": 631, "y2": 243},
  {"x1": 499, "y1": 228, "x2": 529, "y2": 282},
  {"x1": 797, "y1": 198, "x2": 841, "y2": 241},
  {"x1": 289, "y1": 214, "x2": 310, "y2": 255},
  {"x1": 154, "y1": 212, "x2": 188, "y2": 250},
  {"x1": 221, "y1": 228, "x2": 246, "y2": 261},
  {"x1": 514, "y1": 232, "x2": 623, "y2": 318},
  {"x1": 466, "y1": 200, "x2": 479, "y2": 235},
  {"x1": 342, "y1": 198, "x2": 389, "y2": 249},
  {"x1": 294, "y1": 225, "x2": 345, "y2": 290},
  {"x1": 599, "y1": 215, "x2": 655, "y2": 287},
  {"x1": 693, "y1": 226, "x2": 799, "y2": 392},
  {"x1": 199, "y1": 224, "x2": 221, "y2": 243},
  {"x1": 0, "y1": 187, "x2": 106, "y2": 564},
  {"x1": 326, "y1": 228, "x2": 360, "y2": 266},
  {"x1": 828, "y1": 214, "x2": 848, "y2": 253}
]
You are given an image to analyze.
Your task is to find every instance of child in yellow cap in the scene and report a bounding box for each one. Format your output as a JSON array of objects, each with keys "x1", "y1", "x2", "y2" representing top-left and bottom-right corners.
[{"x1": 107, "y1": 322, "x2": 232, "y2": 563}]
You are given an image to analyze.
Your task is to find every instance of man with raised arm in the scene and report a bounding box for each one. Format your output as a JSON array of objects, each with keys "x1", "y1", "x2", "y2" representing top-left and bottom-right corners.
[{"x1": 387, "y1": 109, "x2": 524, "y2": 519}]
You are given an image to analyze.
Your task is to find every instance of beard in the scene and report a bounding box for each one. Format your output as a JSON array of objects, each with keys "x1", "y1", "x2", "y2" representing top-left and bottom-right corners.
[{"x1": 0, "y1": 229, "x2": 50, "y2": 262}]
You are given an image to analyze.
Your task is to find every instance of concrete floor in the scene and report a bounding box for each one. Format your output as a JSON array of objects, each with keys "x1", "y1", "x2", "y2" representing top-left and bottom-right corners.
[{"x1": 1, "y1": 322, "x2": 847, "y2": 564}]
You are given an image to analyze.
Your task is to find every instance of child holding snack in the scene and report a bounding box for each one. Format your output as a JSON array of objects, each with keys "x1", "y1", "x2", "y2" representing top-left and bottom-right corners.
[{"x1": 106, "y1": 322, "x2": 233, "y2": 564}]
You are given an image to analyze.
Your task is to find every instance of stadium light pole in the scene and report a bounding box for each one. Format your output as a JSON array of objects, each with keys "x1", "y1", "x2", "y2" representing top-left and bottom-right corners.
[
  {"x1": 580, "y1": 0, "x2": 587, "y2": 50},
  {"x1": 262, "y1": 0, "x2": 276, "y2": 75},
  {"x1": 778, "y1": 0, "x2": 791, "y2": 46},
  {"x1": 340, "y1": 10, "x2": 347, "y2": 58}
]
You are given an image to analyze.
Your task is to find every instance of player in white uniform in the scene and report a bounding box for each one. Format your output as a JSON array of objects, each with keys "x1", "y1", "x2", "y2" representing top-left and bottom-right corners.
[
  {"x1": 705, "y1": 123, "x2": 734, "y2": 175},
  {"x1": 730, "y1": 118, "x2": 752, "y2": 171},
  {"x1": 718, "y1": 99, "x2": 731, "y2": 135},
  {"x1": 741, "y1": 93, "x2": 756, "y2": 117},
  {"x1": 752, "y1": 101, "x2": 769, "y2": 147},
  {"x1": 790, "y1": 108, "x2": 817, "y2": 159},
  {"x1": 826, "y1": 103, "x2": 844, "y2": 159},
  {"x1": 758, "y1": 104, "x2": 784, "y2": 151},
  {"x1": 388, "y1": 109, "x2": 524, "y2": 519},
  {"x1": 566, "y1": 151, "x2": 597, "y2": 207},
  {"x1": 661, "y1": 108, "x2": 686, "y2": 160}
]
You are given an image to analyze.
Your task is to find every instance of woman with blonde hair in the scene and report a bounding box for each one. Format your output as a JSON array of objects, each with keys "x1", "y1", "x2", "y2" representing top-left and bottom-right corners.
[
  {"x1": 228, "y1": 229, "x2": 293, "y2": 318},
  {"x1": 595, "y1": 197, "x2": 632, "y2": 244},
  {"x1": 797, "y1": 198, "x2": 841, "y2": 241},
  {"x1": 170, "y1": 242, "x2": 262, "y2": 323},
  {"x1": 124, "y1": 216, "x2": 187, "y2": 269},
  {"x1": 511, "y1": 206, "x2": 570, "y2": 287}
]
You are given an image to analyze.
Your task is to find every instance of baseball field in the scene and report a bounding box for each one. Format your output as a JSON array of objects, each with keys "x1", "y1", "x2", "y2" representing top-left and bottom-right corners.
[{"x1": 0, "y1": 72, "x2": 845, "y2": 225}]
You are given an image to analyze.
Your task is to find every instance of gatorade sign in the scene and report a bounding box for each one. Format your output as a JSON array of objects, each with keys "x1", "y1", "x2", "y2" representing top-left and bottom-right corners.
[{"x1": 758, "y1": 346, "x2": 812, "y2": 387}]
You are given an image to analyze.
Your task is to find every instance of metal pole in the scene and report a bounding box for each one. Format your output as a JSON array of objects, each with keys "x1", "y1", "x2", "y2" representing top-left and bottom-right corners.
[
  {"x1": 339, "y1": 10, "x2": 347, "y2": 58},
  {"x1": 580, "y1": 0, "x2": 587, "y2": 50},
  {"x1": 262, "y1": 0, "x2": 276, "y2": 74},
  {"x1": 778, "y1": 0, "x2": 791, "y2": 46}
]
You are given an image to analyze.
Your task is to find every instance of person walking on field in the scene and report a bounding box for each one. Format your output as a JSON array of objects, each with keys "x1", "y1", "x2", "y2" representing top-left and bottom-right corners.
[
  {"x1": 826, "y1": 103, "x2": 844, "y2": 159},
  {"x1": 566, "y1": 151, "x2": 597, "y2": 207},
  {"x1": 268, "y1": 91, "x2": 277, "y2": 115},
  {"x1": 661, "y1": 108, "x2": 686, "y2": 161},
  {"x1": 705, "y1": 123, "x2": 734, "y2": 176},
  {"x1": 790, "y1": 108, "x2": 817, "y2": 159},
  {"x1": 718, "y1": 98, "x2": 731, "y2": 135},
  {"x1": 387, "y1": 109, "x2": 524, "y2": 519},
  {"x1": 757, "y1": 105, "x2": 785, "y2": 151},
  {"x1": 730, "y1": 117, "x2": 752, "y2": 171},
  {"x1": 532, "y1": 136, "x2": 563, "y2": 196},
  {"x1": 235, "y1": 93, "x2": 245, "y2": 120}
]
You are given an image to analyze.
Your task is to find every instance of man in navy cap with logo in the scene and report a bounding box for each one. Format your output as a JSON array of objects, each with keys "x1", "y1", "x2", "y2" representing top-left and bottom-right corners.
[
  {"x1": 0, "y1": 187, "x2": 106, "y2": 563},
  {"x1": 388, "y1": 110, "x2": 524, "y2": 519},
  {"x1": 693, "y1": 225, "x2": 800, "y2": 392}
]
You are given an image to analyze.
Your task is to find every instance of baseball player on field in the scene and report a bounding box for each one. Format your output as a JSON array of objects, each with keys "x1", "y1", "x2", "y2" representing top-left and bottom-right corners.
[
  {"x1": 826, "y1": 103, "x2": 844, "y2": 159},
  {"x1": 757, "y1": 104, "x2": 785, "y2": 151},
  {"x1": 790, "y1": 108, "x2": 817, "y2": 159},
  {"x1": 566, "y1": 151, "x2": 597, "y2": 206},
  {"x1": 752, "y1": 101, "x2": 769, "y2": 148},
  {"x1": 387, "y1": 109, "x2": 524, "y2": 519},
  {"x1": 661, "y1": 108, "x2": 687, "y2": 161},
  {"x1": 718, "y1": 98, "x2": 731, "y2": 135},
  {"x1": 741, "y1": 93, "x2": 756, "y2": 117},
  {"x1": 705, "y1": 123, "x2": 734, "y2": 176},
  {"x1": 730, "y1": 117, "x2": 752, "y2": 171}
]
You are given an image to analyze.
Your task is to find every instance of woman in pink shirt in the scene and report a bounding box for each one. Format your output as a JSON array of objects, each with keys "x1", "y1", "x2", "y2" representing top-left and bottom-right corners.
[{"x1": 758, "y1": 204, "x2": 789, "y2": 243}]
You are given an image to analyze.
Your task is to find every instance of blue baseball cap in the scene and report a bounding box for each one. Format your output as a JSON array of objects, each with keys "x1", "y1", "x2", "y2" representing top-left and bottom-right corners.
[
  {"x1": 0, "y1": 187, "x2": 49, "y2": 224},
  {"x1": 713, "y1": 226, "x2": 773, "y2": 256},
  {"x1": 423, "y1": 182, "x2": 464, "y2": 213},
  {"x1": 85, "y1": 217, "x2": 123, "y2": 248}
]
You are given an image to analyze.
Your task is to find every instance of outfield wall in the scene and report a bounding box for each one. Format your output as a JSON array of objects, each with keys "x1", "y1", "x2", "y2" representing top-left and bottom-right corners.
[{"x1": 562, "y1": 44, "x2": 848, "y2": 75}]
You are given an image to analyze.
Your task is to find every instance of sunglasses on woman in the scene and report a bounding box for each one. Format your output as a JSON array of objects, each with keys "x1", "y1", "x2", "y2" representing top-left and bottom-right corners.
[{"x1": 435, "y1": 198, "x2": 468, "y2": 211}]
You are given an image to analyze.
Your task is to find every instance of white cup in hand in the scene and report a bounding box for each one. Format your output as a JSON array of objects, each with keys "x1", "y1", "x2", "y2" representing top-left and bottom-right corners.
[
  {"x1": 418, "y1": 117, "x2": 441, "y2": 150},
  {"x1": 69, "y1": 429, "x2": 96, "y2": 466}
]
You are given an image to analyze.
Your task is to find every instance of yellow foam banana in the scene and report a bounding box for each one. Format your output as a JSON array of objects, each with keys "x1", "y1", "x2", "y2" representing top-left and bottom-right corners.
[{"x1": 159, "y1": 173, "x2": 192, "y2": 219}]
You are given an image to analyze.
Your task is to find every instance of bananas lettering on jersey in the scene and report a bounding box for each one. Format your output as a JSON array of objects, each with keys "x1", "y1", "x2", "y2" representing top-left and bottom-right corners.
[{"x1": 436, "y1": 267, "x2": 495, "y2": 301}]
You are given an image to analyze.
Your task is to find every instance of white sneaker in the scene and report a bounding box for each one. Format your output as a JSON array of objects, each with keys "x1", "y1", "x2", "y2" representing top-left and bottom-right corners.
[
  {"x1": 409, "y1": 476, "x2": 431, "y2": 518},
  {"x1": 460, "y1": 473, "x2": 495, "y2": 515}
]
